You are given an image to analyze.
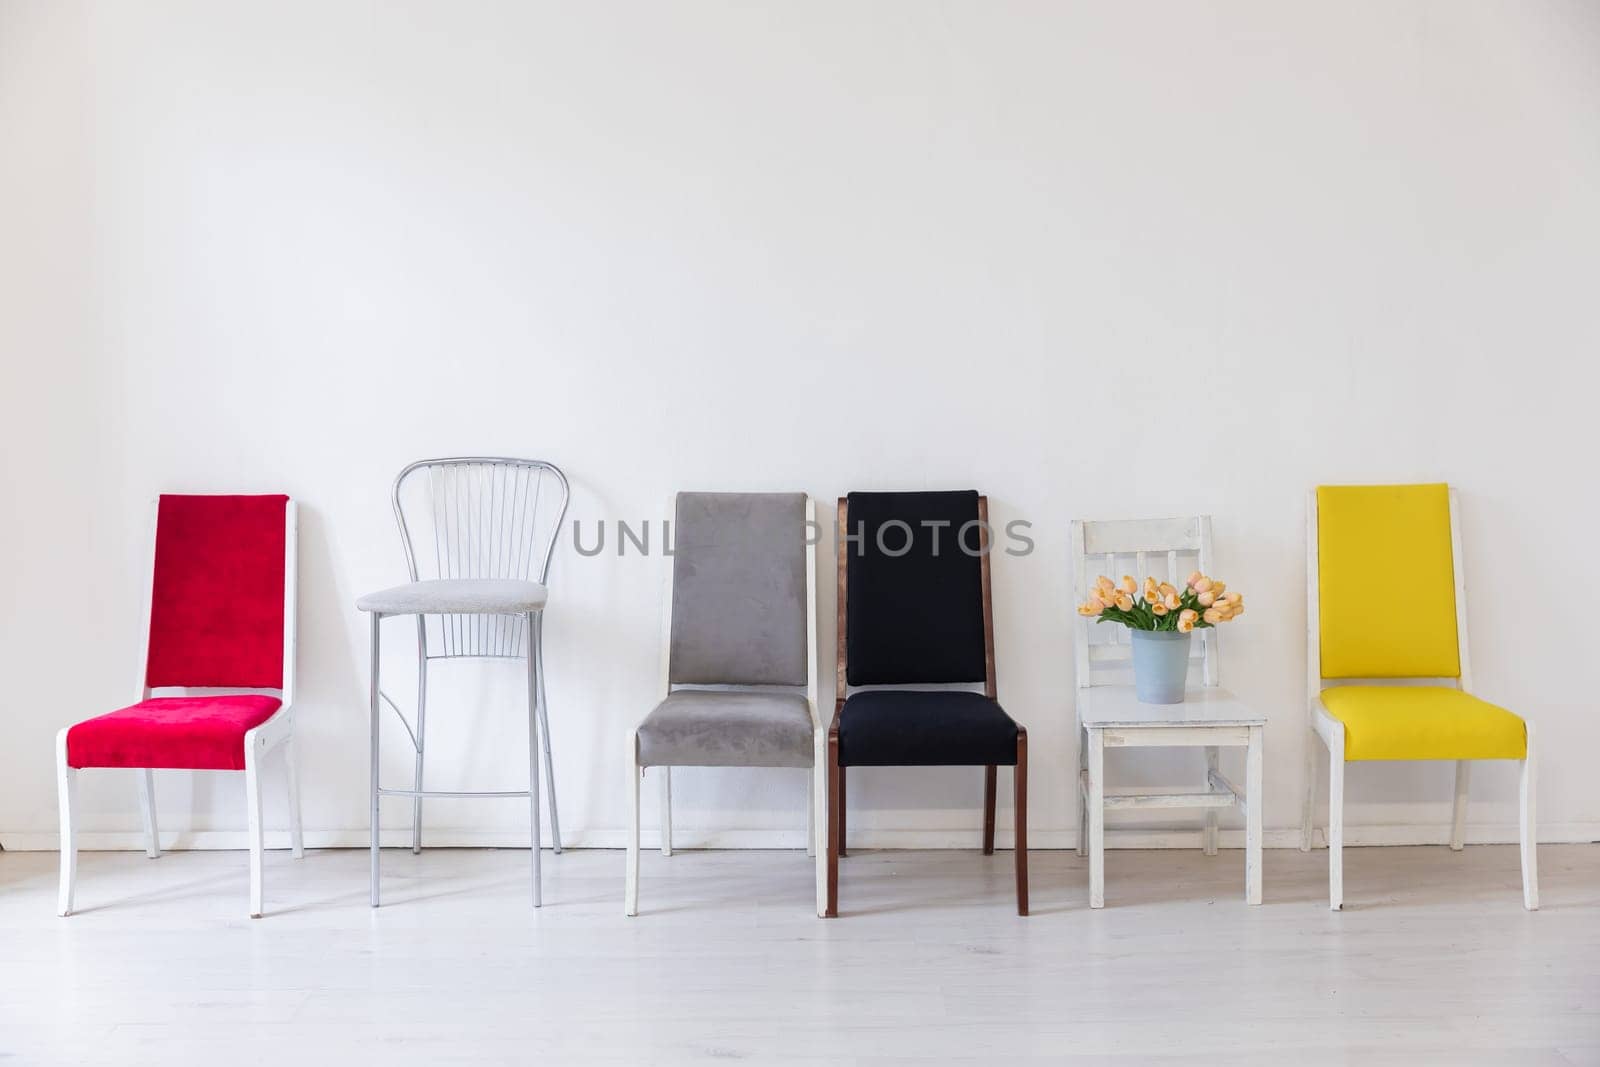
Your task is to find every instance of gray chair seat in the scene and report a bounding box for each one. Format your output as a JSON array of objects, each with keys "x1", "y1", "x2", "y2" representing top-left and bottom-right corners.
[
  {"x1": 637, "y1": 691, "x2": 815, "y2": 769},
  {"x1": 356, "y1": 578, "x2": 548, "y2": 616}
]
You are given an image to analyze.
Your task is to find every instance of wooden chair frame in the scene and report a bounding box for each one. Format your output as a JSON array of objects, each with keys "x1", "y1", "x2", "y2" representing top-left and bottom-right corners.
[
  {"x1": 57, "y1": 499, "x2": 303, "y2": 919},
  {"x1": 1298, "y1": 486, "x2": 1538, "y2": 911},
  {"x1": 1069, "y1": 515, "x2": 1264, "y2": 908},
  {"x1": 826, "y1": 495, "x2": 1028, "y2": 917},
  {"x1": 625, "y1": 495, "x2": 826, "y2": 917}
]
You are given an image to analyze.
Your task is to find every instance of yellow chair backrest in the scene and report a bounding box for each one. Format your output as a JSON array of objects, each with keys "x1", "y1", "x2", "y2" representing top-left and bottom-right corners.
[{"x1": 1316, "y1": 484, "x2": 1460, "y2": 679}]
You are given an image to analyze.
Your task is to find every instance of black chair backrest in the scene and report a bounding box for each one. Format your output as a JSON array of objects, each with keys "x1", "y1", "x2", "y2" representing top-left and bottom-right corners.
[{"x1": 842, "y1": 490, "x2": 990, "y2": 687}]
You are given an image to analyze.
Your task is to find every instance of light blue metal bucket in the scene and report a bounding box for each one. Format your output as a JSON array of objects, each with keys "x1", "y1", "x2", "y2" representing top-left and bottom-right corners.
[{"x1": 1129, "y1": 630, "x2": 1191, "y2": 704}]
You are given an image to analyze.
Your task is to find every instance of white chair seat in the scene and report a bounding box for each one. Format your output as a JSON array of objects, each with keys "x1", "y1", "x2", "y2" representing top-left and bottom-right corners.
[{"x1": 356, "y1": 578, "x2": 548, "y2": 615}]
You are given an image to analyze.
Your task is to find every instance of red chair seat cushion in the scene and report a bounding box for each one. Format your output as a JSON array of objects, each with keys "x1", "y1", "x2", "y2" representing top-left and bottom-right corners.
[{"x1": 66, "y1": 695, "x2": 283, "y2": 770}]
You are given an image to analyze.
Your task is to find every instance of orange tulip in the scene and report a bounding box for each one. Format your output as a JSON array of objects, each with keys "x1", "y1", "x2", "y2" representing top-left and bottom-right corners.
[
  {"x1": 1186, "y1": 570, "x2": 1204, "y2": 588},
  {"x1": 1202, "y1": 608, "x2": 1223, "y2": 624},
  {"x1": 1152, "y1": 602, "x2": 1169, "y2": 616},
  {"x1": 1120, "y1": 576, "x2": 1138, "y2": 595},
  {"x1": 1164, "y1": 592, "x2": 1181, "y2": 610},
  {"x1": 1176, "y1": 616, "x2": 1195, "y2": 633},
  {"x1": 1078, "y1": 599, "x2": 1104, "y2": 617},
  {"x1": 1158, "y1": 582, "x2": 1177, "y2": 599},
  {"x1": 1197, "y1": 591, "x2": 1215, "y2": 607},
  {"x1": 1179, "y1": 608, "x2": 1198, "y2": 624},
  {"x1": 1115, "y1": 593, "x2": 1135, "y2": 612},
  {"x1": 1193, "y1": 578, "x2": 1214, "y2": 594}
]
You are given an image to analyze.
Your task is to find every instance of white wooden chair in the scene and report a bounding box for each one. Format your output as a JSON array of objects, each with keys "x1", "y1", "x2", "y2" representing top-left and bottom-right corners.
[
  {"x1": 1298, "y1": 484, "x2": 1538, "y2": 910},
  {"x1": 57, "y1": 494, "x2": 302, "y2": 919},
  {"x1": 1070, "y1": 516, "x2": 1264, "y2": 908}
]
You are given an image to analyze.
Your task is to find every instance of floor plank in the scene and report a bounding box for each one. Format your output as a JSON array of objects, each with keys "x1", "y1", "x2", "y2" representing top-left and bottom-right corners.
[{"x1": 1, "y1": 845, "x2": 1596, "y2": 1064}]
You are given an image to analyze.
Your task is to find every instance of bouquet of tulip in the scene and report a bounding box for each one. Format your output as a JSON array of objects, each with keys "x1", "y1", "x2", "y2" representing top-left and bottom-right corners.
[{"x1": 1077, "y1": 572, "x2": 1244, "y2": 633}]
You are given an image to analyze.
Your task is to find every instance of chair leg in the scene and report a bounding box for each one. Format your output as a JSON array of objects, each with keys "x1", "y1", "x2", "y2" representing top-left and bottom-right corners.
[
  {"x1": 1245, "y1": 725, "x2": 1263, "y2": 906},
  {"x1": 284, "y1": 735, "x2": 305, "y2": 859},
  {"x1": 1203, "y1": 746, "x2": 1219, "y2": 856},
  {"x1": 1450, "y1": 760, "x2": 1470, "y2": 852},
  {"x1": 1075, "y1": 724, "x2": 1088, "y2": 858},
  {"x1": 837, "y1": 765, "x2": 847, "y2": 858},
  {"x1": 138, "y1": 768, "x2": 160, "y2": 859},
  {"x1": 659, "y1": 766, "x2": 672, "y2": 857},
  {"x1": 1014, "y1": 731, "x2": 1028, "y2": 917},
  {"x1": 369, "y1": 612, "x2": 382, "y2": 909},
  {"x1": 245, "y1": 732, "x2": 265, "y2": 919},
  {"x1": 1300, "y1": 729, "x2": 1318, "y2": 852},
  {"x1": 806, "y1": 771, "x2": 816, "y2": 858},
  {"x1": 1087, "y1": 726, "x2": 1105, "y2": 909},
  {"x1": 56, "y1": 729, "x2": 77, "y2": 917},
  {"x1": 411, "y1": 652, "x2": 427, "y2": 855},
  {"x1": 1327, "y1": 723, "x2": 1345, "y2": 911},
  {"x1": 1076, "y1": 791, "x2": 1088, "y2": 859},
  {"x1": 812, "y1": 739, "x2": 828, "y2": 918},
  {"x1": 826, "y1": 735, "x2": 841, "y2": 918},
  {"x1": 982, "y1": 765, "x2": 997, "y2": 855},
  {"x1": 535, "y1": 614, "x2": 561, "y2": 855},
  {"x1": 525, "y1": 610, "x2": 542, "y2": 908},
  {"x1": 625, "y1": 737, "x2": 640, "y2": 917},
  {"x1": 1521, "y1": 723, "x2": 1539, "y2": 911}
]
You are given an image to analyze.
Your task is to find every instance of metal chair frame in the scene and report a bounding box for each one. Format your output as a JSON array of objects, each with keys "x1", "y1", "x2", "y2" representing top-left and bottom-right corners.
[{"x1": 369, "y1": 456, "x2": 569, "y2": 907}]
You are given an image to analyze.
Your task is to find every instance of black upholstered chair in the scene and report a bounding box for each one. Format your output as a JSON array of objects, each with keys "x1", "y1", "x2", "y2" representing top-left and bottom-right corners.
[{"x1": 826, "y1": 490, "x2": 1028, "y2": 916}]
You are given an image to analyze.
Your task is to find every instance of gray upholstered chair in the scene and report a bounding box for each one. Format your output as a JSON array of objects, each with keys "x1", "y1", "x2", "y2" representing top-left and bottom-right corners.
[{"x1": 625, "y1": 492, "x2": 825, "y2": 917}]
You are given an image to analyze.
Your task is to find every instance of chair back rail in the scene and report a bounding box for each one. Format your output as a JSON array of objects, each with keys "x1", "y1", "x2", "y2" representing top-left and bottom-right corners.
[
  {"x1": 1070, "y1": 515, "x2": 1217, "y2": 692},
  {"x1": 391, "y1": 457, "x2": 570, "y2": 659}
]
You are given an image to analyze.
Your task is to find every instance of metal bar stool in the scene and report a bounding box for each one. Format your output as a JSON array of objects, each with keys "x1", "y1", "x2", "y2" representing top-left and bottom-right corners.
[{"x1": 356, "y1": 457, "x2": 570, "y2": 906}]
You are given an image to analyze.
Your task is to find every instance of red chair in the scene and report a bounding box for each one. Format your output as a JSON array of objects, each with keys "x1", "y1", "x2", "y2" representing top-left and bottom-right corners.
[{"x1": 56, "y1": 494, "x2": 302, "y2": 918}]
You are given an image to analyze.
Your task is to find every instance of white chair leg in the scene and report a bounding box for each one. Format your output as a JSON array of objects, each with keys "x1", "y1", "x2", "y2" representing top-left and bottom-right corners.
[
  {"x1": 56, "y1": 729, "x2": 77, "y2": 917},
  {"x1": 1300, "y1": 729, "x2": 1318, "y2": 852},
  {"x1": 1327, "y1": 723, "x2": 1345, "y2": 911},
  {"x1": 284, "y1": 736, "x2": 305, "y2": 859},
  {"x1": 1075, "y1": 725, "x2": 1088, "y2": 858},
  {"x1": 138, "y1": 768, "x2": 160, "y2": 859},
  {"x1": 534, "y1": 614, "x2": 561, "y2": 855},
  {"x1": 525, "y1": 611, "x2": 542, "y2": 908},
  {"x1": 806, "y1": 772, "x2": 816, "y2": 858},
  {"x1": 411, "y1": 653, "x2": 428, "y2": 855},
  {"x1": 1521, "y1": 723, "x2": 1539, "y2": 911},
  {"x1": 368, "y1": 612, "x2": 382, "y2": 909},
  {"x1": 813, "y1": 736, "x2": 828, "y2": 917},
  {"x1": 659, "y1": 766, "x2": 673, "y2": 857},
  {"x1": 1076, "y1": 789, "x2": 1088, "y2": 859},
  {"x1": 1087, "y1": 727, "x2": 1105, "y2": 909},
  {"x1": 1450, "y1": 760, "x2": 1470, "y2": 852},
  {"x1": 245, "y1": 732, "x2": 265, "y2": 919},
  {"x1": 1203, "y1": 746, "x2": 1220, "y2": 856},
  {"x1": 1245, "y1": 726, "x2": 1263, "y2": 905},
  {"x1": 625, "y1": 736, "x2": 640, "y2": 917}
]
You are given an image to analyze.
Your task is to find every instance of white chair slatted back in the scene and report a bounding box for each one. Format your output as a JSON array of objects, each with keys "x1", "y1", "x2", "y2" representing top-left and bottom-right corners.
[
  {"x1": 392, "y1": 457, "x2": 570, "y2": 659},
  {"x1": 1071, "y1": 516, "x2": 1218, "y2": 691}
]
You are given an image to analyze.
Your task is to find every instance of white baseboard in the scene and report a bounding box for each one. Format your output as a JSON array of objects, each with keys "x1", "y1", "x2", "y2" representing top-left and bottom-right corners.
[{"x1": 4, "y1": 823, "x2": 1596, "y2": 852}]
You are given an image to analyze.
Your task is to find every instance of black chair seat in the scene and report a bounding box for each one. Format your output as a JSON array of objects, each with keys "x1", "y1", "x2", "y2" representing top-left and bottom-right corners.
[{"x1": 838, "y1": 690, "x2": 1019, "y2": 767}]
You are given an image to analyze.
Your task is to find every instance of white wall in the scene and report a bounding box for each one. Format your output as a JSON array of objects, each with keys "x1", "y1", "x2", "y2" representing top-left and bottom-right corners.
[{"x1": 3, "y1": 0, "x2": 1598, "y2": 852}]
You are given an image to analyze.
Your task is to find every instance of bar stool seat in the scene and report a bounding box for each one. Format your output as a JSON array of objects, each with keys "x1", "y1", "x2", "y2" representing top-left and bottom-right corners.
[{"x1": 357, "y1": 578, "x2": 548, "y2": 616}]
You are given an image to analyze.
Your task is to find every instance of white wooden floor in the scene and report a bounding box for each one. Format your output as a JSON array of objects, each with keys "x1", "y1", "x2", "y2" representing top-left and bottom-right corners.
[{"x1": 1, "y1": 844, "x2": 1597, "y2": 1065}]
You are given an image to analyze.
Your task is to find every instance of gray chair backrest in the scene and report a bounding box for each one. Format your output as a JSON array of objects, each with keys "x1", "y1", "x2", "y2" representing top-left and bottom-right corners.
[{"x1": 669, "y1": 492, "x2": 808, "y2": 686}]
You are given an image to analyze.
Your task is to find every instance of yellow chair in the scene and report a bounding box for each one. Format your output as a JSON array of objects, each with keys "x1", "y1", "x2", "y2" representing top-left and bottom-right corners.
[{"x1": 1298, "y1": 484, "x2": 1537, "y2": 910}]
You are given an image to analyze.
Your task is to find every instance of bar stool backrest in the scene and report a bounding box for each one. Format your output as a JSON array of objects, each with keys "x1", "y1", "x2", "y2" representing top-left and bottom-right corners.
[{"x1": 391, "y1": 457, "x2": 570, "y2": 659}]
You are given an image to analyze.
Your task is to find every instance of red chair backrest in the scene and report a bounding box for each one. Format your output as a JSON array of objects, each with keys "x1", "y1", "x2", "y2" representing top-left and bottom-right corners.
[{"x1": 144, "y1": 494, "x2": 289, "y2": 690}]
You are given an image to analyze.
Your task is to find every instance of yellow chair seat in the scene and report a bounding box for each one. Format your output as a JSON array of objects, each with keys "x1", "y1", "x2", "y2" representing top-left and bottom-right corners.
[{"x1": 1320, "y1": 686, "x2": 1526, "y2": 761}]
